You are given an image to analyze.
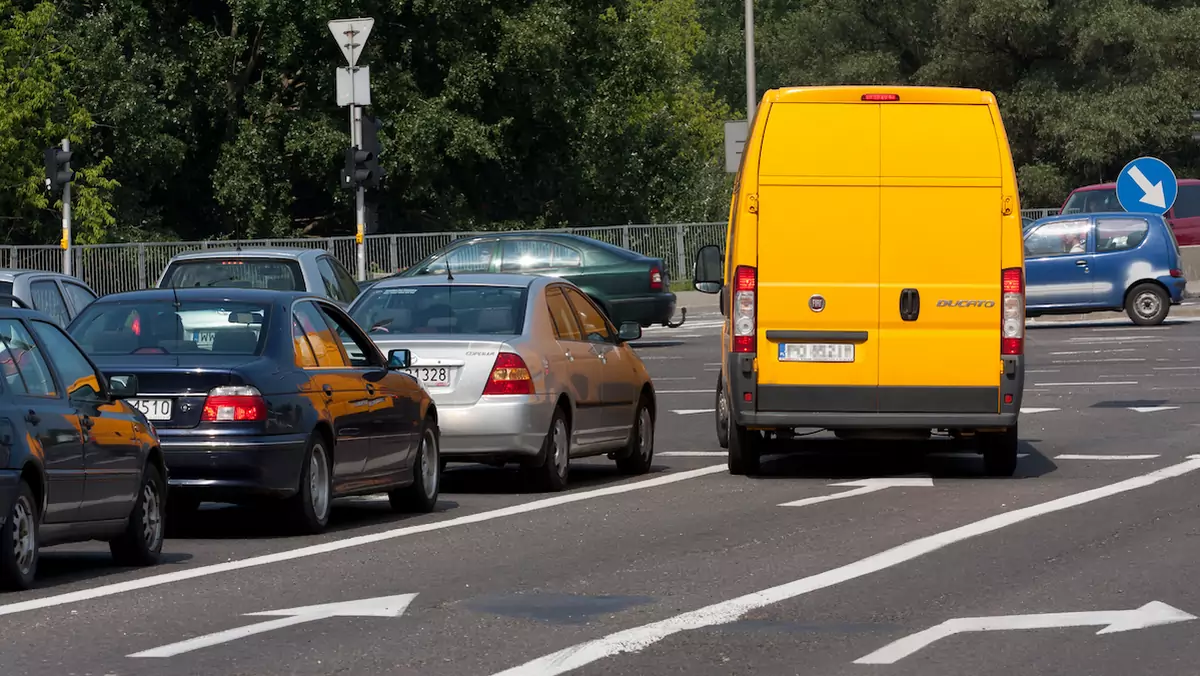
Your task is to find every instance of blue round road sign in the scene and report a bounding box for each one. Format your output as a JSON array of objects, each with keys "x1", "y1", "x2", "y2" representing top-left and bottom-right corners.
[{"x1": 1115, "y1": 156, "x2": 1177, "y2": 215}]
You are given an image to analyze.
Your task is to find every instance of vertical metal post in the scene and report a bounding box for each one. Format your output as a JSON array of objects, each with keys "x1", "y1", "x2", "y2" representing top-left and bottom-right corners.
[
  {"x1": 60, "y1": 138, "x2": 72, "y2": 275},
  {"x1": 354, "y1": 104, "x2": 367, "y2": 282},
  {"x1": 744, "y1": 0, "x2": 757, "y2": 122}
]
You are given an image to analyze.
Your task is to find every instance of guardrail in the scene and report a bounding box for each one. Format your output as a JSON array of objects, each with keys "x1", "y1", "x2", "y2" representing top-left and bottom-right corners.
[{"x1": 2, "y1": 209, "x2": 1061, "y2": 295}]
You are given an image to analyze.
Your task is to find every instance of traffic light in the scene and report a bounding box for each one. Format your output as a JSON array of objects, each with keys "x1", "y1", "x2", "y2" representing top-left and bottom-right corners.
[
  {"x1": 43, "y1": 146, "x2": 74, "y2": 193},
  {"x1": 360, "y1": 115, "x2": 385, "y2": 190},
  {"x1": 342, "y1": 145, "x2": 373, "y2": 189}
]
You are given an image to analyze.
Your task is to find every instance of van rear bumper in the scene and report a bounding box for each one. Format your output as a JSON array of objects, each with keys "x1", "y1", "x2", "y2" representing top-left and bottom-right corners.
[{"x1": 737, "y1": 411, "x2": 1018, "y2": 430}]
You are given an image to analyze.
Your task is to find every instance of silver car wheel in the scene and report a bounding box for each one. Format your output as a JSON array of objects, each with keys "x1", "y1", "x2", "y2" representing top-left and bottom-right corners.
[
  {"x1": 1135, "y1": 291, "x2": 1161, "y2": 319},
  {"x1": 141, "y1": 481, "x2": 163, "y2": 552},
  {"x1": 420, "y1": 428, "x2": 439, "y2": 500},
  {"x1": 637, "y1": 406, "x2": 653, "y2": 460},
  {"x1": 11, "y1": 496, "x2": 35, "y2": 575},
  {"x1": 552, "y1": 418, "x2": 569, "y2": 477},
  {"x1": 309, "y1": 444, "x2": 330, "y2": 520}
]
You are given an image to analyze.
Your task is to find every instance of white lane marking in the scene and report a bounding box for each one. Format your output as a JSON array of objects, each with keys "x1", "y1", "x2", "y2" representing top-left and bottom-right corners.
[
  {"x1": 704, "y1": 363, "x2": 721, "y2": 366},
  {"x1": 1025, "y1": 369, "x2": 1060, "y2": 373},
  {"x1": 1050, "y1": 358, "x2": 1145, "y2": 364},
  {"x1": 660, "y1": 451, "x2": 727, "y2": 457},
  {"x1": 1154, "y1": 366, "x2": 1200, "y2": 370},
  {"x1": 1050, "y1": 348, "x2": 1137, "y2": 355},
  {"x1": 640, "y1": 356, "x2": 685, "y2": 361},
  {"x1": 1129, "y1": 406, "x2": 1179, "y2": 413},
  {"x1": 129, "y1": 593, "x2": 418, "y2": 658},
  {"x1": 1056, "y1": 454, "x2": 1160, "y2": 460},
  {"x1": 658, "y1": 390, "x2": 711, "y2": 394},
  {"x1": 637, "y1": 334, "x2": 703, "y2": 339},
  {"x1": 927, "y1": 452, "x2": 1031, "y2": 460},
  {"x1": 1020, "y1": 407, "x2": 1060, "y2": 414},
  {"x1": 1034, "y1": 381, "x2": 1138, "y2": 386},
  {"x1": 855, "y1": 601, "x2": 1196, "y2": 665},
  {"x1": 778, "y1": 478, "x2": 932, "y2": 508},
  {"x1": 488, "y1": 456, "x2": 1200, "y2": 676},
  {"x1": 0, "y1": 465, "x2": 727, "y2": 618},
  {"x1": 670, "y1": 409, "x2": 714, "y2": 415},
  {"x1": 653, "y1": 377, "x2": 698, "y2": 381}
]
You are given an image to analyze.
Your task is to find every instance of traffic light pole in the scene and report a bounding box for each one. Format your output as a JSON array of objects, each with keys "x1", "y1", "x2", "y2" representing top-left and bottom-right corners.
[
  {"x1": 352, "y1": 103, "x2": 367, "y2": 282},
  {"x1": 60, "y1": 138, "x2": 72, "y2": 276}
]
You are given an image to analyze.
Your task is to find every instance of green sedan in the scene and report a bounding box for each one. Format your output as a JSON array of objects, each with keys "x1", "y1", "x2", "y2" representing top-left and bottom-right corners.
[{"x1": 396, "y1": 232, "x2": 682, "y2": 328}]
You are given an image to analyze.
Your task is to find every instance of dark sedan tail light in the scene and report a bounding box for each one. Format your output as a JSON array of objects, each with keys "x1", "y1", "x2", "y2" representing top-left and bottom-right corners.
[
  {"x1": 650, "y1": 266, "x2": 664, "y2": 291},
  {"x1": 202, "y1": 385, "x2": 267, "y2": 422}
]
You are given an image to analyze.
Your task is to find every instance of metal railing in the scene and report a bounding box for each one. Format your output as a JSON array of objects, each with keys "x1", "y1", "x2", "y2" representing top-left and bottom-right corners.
[{"x1": 3, "y1": 208, "x2": 1060, "y2": 295}]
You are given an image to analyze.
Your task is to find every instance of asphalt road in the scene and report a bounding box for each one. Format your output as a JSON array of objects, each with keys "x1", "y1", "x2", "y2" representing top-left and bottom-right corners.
[{"x1": 5, "y1": 302, "x2": 1200, "y2": 675}]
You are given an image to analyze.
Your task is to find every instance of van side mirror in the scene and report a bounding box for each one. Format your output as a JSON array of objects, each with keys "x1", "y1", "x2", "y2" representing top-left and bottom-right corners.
[
  {"x1": 617, "y1": 321, "x2": 642, "y2": 342},
  {"x1": 693, "y1": 245, "x2": 723, "y2": 294},
  {"x1": 108, "y1": 374, "x2": 139, "y2": 399},
  {"x1": 387, "y1": 349, "x2": 411, "y2": 370}
]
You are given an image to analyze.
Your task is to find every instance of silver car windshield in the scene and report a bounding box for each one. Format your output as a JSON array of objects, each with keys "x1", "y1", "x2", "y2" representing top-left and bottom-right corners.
[{"x1": 352, "y1": 285, "x2": 527, "y2": 336}]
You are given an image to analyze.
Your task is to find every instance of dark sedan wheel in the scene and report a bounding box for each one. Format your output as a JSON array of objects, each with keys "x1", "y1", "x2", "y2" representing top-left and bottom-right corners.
[
  {"x1": 285, "y1": 434, "x2": 333, "y2": 534},
  {"x1": 110, "y1": 464, "x2": 165, "y2": 566},
  {"x1": 0, "y1": 481, "x2": 38, "y2": 590},
  {"x1": 390, "y1": 417, "x2": 440, "y2": 513},
  {"x1": 616, "y1": 397, "x2": 654, "y2": 475}
]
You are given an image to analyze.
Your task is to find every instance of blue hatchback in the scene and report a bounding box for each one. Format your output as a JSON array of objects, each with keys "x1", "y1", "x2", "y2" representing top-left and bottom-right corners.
[{"x1": 1024, "y1": 212, "x2": 1186, "y2": 325}]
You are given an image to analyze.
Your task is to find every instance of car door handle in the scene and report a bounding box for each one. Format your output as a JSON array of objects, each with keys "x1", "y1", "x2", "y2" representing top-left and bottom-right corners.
[
  {"x1": 81, "y1": 415, "x2": 94, "y2": 429},
  {"x1": 365, "y1": 383, "x2": 376, "y2": 395},
  {"x1": 1075, "y1": 260, "x2": 1088, "y2": 266},
  {"x1": 322, "y1": 384, "x2": 334, "y2": 397},
  {"x1": 24, "y1": 410, "x2": 39, "y2": 425},
  {"x1": 564, "y1": 351, "x2": 574, "y2": 362}
]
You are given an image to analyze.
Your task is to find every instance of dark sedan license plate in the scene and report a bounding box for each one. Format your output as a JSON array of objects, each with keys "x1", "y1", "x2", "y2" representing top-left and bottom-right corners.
[
  {"x1": 403, "y1": 367, "x2": 450, "y2": 388},
  {"x1": 128, "y1": 398, "x2": 173, "y2": 420}
]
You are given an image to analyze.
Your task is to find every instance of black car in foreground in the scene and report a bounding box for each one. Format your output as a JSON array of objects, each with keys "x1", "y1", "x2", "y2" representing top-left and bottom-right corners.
[
  {"x1": 0, "y1": 299, "x2": 166, "y2": 590},
  {"x1": 66, "y1": 289, "x2": 441, "y2": 534}
]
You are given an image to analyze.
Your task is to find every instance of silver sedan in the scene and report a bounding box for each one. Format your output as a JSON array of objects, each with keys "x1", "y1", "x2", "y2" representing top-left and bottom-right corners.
[{"x1": 348, "y1": 273, "x2": 657, "y2": 491}]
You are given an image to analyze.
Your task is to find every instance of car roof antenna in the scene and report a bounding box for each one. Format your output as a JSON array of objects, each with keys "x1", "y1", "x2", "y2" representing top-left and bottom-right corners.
[
  {"x1": 171, "y1": 282, "x2": 182, "y2": 311},
  {"x1": 445, "y1": 257, "x2": 454, "y2": 282}
]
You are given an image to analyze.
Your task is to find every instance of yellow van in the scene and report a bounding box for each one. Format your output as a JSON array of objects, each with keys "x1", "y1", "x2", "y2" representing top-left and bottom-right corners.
[{"x1": 693, "y1": 85, "x2": 1025, "y2": 477}]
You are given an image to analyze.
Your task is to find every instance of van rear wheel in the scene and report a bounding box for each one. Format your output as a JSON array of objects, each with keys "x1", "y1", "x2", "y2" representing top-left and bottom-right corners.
[
  {"x1": 715, "y1": 376, "x2": 729, "y2": 449},
  {"x1": 979, "y1": 425, "x2": 1019, "y2": 477},
  {"x1": 727, "y1": 422, "x2": 762, "y2": 476}
]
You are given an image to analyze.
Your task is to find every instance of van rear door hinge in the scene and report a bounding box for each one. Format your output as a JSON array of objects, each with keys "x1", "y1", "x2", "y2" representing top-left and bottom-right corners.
[{"x1": 746, "y1": 193, "x2": 758, "y2": 214}]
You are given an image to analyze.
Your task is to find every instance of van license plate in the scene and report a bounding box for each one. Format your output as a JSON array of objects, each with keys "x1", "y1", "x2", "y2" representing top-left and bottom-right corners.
[{"x1": 778, "y1": 343, "x2": 855, "y2": 363}]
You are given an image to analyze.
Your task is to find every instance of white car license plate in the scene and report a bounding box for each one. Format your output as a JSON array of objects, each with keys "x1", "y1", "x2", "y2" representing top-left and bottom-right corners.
[
  {"x1": 128, "y1": 398, "x2": 173, "y2": 420},
  {"x1": 778, "y1": 343, "x2": 855, "y2": 363},
  {"x1": 403, "y1": 367, "x2": 451, "y2": 388}
]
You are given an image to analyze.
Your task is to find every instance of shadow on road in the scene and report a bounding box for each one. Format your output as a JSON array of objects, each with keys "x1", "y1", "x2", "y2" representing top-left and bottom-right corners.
[
  {"x1": 747, "y1": 437, "x2": 1056, "y2": 480},
  {"x1": 1028, "y1": 317, "x2": 1192, "y2": 330},
  {"x1": 29, "y1": 550, "x2": 194, "y2": 591},
  {"x1": 440, "y1": 460, "x2": 667, "y2": 495}
]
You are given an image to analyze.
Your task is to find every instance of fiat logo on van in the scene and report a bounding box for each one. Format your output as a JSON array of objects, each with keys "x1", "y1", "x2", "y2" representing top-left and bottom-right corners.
[
  {"x1": 936, "y1": 299, "x2": 996, "y2": 308},
  {"x1": 809, "y1": 295, "x2": 826, "y2": 312}
]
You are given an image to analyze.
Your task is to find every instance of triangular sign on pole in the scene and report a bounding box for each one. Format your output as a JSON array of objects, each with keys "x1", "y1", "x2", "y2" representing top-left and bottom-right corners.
[{"x1": 328, "y1": 18, "x2": 374, "y2": 67}]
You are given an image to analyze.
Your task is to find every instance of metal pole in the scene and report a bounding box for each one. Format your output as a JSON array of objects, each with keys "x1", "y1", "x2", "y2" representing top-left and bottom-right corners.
[
  {"x1": 744, "y1": 0, "x2": 757, "y2": 122},
  {"x1": 353, "y1": 103, "x2": 367, "y2": 282},
  {"x1": 60, "y1": 138, "x2": 72, "y2": 276}
]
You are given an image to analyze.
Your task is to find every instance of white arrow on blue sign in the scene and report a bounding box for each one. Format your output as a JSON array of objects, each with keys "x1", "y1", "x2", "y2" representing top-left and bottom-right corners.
[{"x1": 1115, "y1": 156, "x2": 1178, "y2": 215}]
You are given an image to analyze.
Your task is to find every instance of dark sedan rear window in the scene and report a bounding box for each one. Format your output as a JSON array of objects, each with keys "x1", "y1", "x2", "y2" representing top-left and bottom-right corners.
[
  {"x1": 351, "y1": 285, "x2": 527, "y2": 335},
  {"x1": 70, "y1": 300, "x2": 270, "y2": 355},
  {"x1": 161, "y1": 258, "x2": 303, "y2": 291}
]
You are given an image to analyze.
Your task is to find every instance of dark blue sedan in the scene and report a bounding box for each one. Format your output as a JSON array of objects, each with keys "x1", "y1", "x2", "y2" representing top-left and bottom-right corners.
[{"x1": 66, "y1": 289, "x2": 440, "y2": 534}]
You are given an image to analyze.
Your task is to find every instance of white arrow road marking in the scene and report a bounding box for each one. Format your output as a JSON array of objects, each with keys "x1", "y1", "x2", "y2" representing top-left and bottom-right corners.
[
  {"x1": 1128, "y1": 166, "x2": 1167, "y2": 209},
  {"x1": 1056, "y1": 454, "x2": 1160, "y2": 460},
  {"x1": 779, "y1": 478, "x2": 933, "y2": 508},
  {"x1": 1129, "y1": 406, "x2": 1179, "y2": 413},
  {"x1": 488, "y1": 456, "x2": 1200, "y2": 676},
  {"x1": 854, "y1": 601, "x2": 1195, "y2": 665},
  {"x1": 129, "y1": 593, "x2": 418, "y2": 658},
  {"x1": 1020, "y1": 407, "x2": 1060, "y2": 414},
  {"x1": 671, "y1": 409, "x2": 714, "y2": 415}
]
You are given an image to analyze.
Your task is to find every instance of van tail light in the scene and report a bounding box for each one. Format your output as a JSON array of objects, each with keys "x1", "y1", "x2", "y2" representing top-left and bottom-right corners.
[
  {"x1": 733, "y1": 265, "x2": 757, "y2": 353},
  {"x1": 483, "y1": 352, "x2": 534, "y2": 395},
  {"x1": 202, "y1": 385, "x2": 267, "y2": 422},
  {"x1": 862, "y1": 93, "x2": 899, "y2": 101},
  {"x1": 649, "y1": 266, "x2": 664, "y2": 291},
  {"x1": 1001, "y1": 268, "x2": 1024, "y2": 355},
  {"x1": 1170, "y1": 268, "x2": 1184, "y2": 278}
]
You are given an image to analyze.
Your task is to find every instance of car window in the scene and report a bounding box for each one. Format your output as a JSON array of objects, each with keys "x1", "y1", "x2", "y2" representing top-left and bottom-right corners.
[
  {"x1": 561, "y1": 287, "x2": 612, "y2": 343},
  {"x1": 1095, "y1": 217, "x2": 1150, "y2": 253},
  {"x1": 293, "y1": 301, "x2": 349, "y2": 368},
  {"x1": 350, "y1": 284, "x2": 528, "y2": 336},
  {"x1": 1061, "y1": 189, "x2": 1120, "y2": 215},
  {"x1": 545, "y1": 287, "x2": 583, "y2": 341},
  {"x1": 293, "y1": 317, "x2": 319, "y2": 368},
  {"x1": 62, "y1": 282, "x2": 97, "y2": 314},
  {"x1": 419, "y1": 241, "x2": 494, "y2": 275},
  {"x1": 1172, "y1": 184, "x2": 1200, "y2": 219},
  {"x1": 316, "y1": 257, "x2": 348, "y2": 302},
  {"x1": 71, "y1": 300, "x2": 268, "y2": 355},
  {"x1": 30, "y1": 320, "x2": 102, "y2": 401},
  {"x1": 499, "y1": 240, "x2": 583, "y2": 272},
  {"x1": 1024, "y1": 219, "x2": 1092, "y2": 258},
  {"x1": 161, "y1": 258, "x2": 304, "y2": 291},
  {"x1": 316, "y1": 303, "x2": 382, "y2": 368},
  {"x1": 0, "y1": 319, "x2": 56, "y2": 397},
  {"x1": 30, "y1": 280, "x2": 71, "y2": 326},
  {"x1": 329, "y1": 258, "x2": 361, "y2": 301}
]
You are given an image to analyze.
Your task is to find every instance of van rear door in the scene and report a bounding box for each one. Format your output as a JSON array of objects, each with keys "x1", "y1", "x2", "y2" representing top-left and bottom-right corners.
[
  {"x1": 755, "y1": 102, "x2": 881, "y2": 410},
  {"x1": 877, "y1": 103, "x2": 1002, "y2": 413}
]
